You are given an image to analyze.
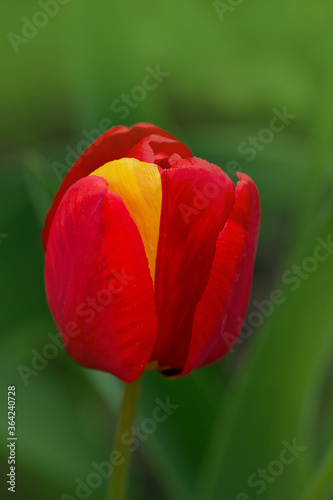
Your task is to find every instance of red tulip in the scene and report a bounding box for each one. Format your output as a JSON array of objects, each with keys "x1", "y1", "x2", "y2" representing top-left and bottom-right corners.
[{"x1": 43, "y1": 123, "x2": 260, "y2": 382}]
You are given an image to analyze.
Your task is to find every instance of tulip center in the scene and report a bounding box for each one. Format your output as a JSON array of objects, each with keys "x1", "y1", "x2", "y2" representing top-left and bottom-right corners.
[{"x1": 89, "y1": 158, "x2": 162, "y2": 284}]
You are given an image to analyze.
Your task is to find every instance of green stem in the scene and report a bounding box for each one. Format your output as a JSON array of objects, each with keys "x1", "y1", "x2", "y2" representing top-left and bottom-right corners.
[
  {"x1": 106, "y1": 376, "x2": 142, "y2": 500},
  {"x1": 302, "y1": 439, "x2": 333, "y2": 500}
]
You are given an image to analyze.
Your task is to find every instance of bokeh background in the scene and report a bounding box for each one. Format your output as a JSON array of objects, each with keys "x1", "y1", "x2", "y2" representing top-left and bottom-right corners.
[{"x1": 1, "y1": 1, "x2": 333, "y2": 499}]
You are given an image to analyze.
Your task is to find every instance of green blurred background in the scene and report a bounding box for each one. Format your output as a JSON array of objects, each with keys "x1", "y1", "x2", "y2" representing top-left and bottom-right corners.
[{"x1": 1, "y1": 0, "x2": 333, "y2": 499}]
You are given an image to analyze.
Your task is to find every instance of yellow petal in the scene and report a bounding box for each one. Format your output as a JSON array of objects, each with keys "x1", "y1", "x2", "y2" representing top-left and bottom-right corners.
[{"x1": 90, "y1": 158, "x2": 162, "y2": 284}]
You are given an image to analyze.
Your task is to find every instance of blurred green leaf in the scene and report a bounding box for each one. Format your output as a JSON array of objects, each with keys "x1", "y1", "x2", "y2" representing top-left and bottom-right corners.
[
  {"x1": 302, "y1": 438, "x2": 333, "y2": 500},
  {"x1": 196, "y1": 188, "x2": 333, "y2": 499}
]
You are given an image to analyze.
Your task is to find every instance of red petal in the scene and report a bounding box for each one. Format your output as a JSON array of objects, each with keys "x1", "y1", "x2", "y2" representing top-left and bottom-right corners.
[
  {"x1": 45, "y1": 175, "x2": 158, "y2": 382},
  {"x1": 151, "y1": 158, "x2": 235, "y2": 372},
  {"x1": 182, "y1": 173, "x2": 260, "y2": 375},
  {"x1": 42, "y1": 123, "x2": 179, "y2": 250},
  {"x1": 127, "y1": 134, "x2": 192, "y2": 169}
]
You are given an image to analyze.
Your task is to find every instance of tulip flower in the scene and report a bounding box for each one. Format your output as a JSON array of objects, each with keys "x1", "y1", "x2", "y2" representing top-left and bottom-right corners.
[
  {"x1": 43, "y1": 123, "x2": 260, "y2": 500},
  {"x1": 43, "y1": 123, "x2": 260, "y2": 383}
]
